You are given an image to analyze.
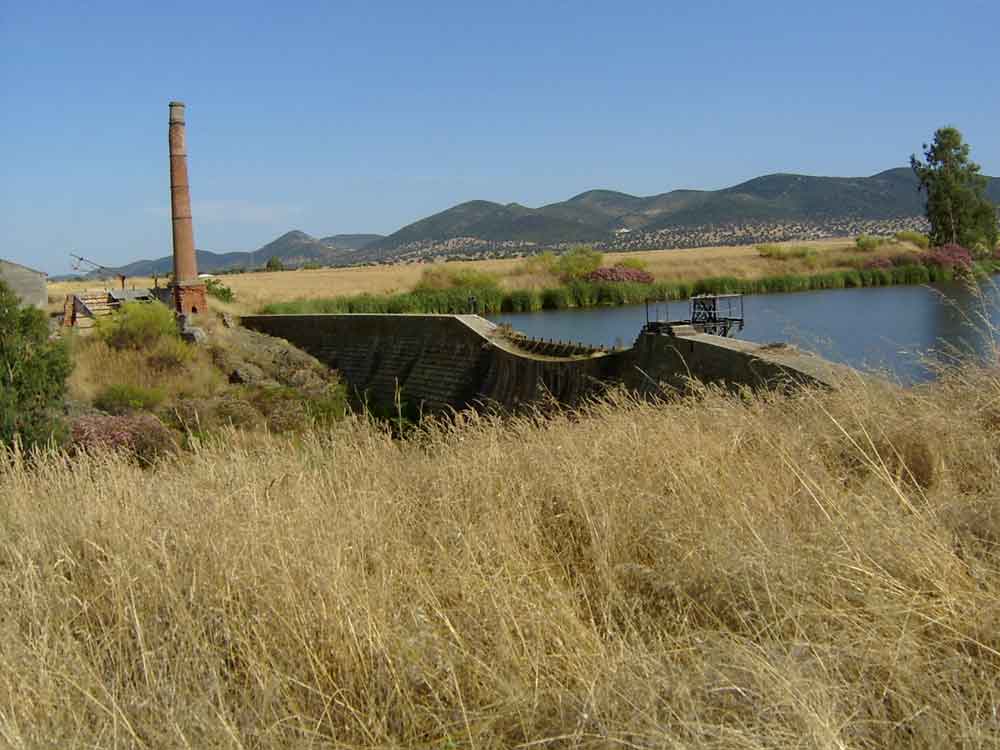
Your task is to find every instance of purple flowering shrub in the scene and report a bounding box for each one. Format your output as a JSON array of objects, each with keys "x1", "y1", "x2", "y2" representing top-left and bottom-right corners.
[
  {"x1": 71, "y1": 413, "x2": 177, "y2": 465},
  {"x1": 924, "y1": 244, "x2": 973, "y2": 271},
  {"x1": 583, "y1": 265, "x2": 655, "y2": 284}
]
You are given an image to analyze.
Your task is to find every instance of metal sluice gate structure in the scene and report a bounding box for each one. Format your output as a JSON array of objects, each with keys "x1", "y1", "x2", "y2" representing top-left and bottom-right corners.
[{"x1": 643, "y1": 293, "x2": 745, "y2": 337}]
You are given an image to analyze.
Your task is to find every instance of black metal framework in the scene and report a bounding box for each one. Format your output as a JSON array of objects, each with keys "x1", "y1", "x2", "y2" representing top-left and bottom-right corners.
[
  {"x1": 644, "y1": 293, "x2": 745, "y2": 337},
  {"x1": 690, "y1": 294, "x2": 744, "y2": 337}
]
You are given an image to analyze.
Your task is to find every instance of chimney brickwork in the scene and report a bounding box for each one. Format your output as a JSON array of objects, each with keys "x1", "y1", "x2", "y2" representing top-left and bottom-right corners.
[{"x1": 168, "y1": 101, "x2": 207, "y2": 315}]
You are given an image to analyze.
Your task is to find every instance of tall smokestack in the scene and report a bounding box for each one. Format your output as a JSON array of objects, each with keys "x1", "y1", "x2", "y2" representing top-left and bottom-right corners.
[{"x1": 168, "y1": 101, "x2": 206, "y2": 315}]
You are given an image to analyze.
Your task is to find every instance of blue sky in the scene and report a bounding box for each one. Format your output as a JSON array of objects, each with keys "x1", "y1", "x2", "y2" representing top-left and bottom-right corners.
[{"x1": 2, "y1": 0, "x2": 998, "y2": 274}]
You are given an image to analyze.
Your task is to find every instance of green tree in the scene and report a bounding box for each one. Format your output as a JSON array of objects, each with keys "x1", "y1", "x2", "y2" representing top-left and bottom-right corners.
[
  {"x1": 554, "y1": 245, "x2": 603, "y2": 281},
  {"x1": 911, "y1": 127, "x2": 998, "y2": 250},
  {"x1": 265, "y1": 255, "x2": 285, "y2": 271},
  {"x1": 0, "y1": 281, "x2": 72, "y2": 450}
]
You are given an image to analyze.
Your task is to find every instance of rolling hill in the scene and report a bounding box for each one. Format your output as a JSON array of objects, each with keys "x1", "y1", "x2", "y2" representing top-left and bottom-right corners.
[
  {"x1": 88, "y1": 231, "x2": 385, "y2": 278},
  {"x1": 77, "y1": 166, "x2": 999, "y2": 278},
  {"x1": 363, "y1": 167, "x2": 1000, "y2": 255}
]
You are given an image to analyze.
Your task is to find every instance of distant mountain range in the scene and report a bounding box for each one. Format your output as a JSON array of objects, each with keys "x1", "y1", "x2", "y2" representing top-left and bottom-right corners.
[
  {"x1": 87, "y1": 232, "x2": 385, "y2": 279},
  {"x1": 72, "y1": 167, "x2": 1000, "y2": 278},
  {"x1": 360, "y1": 168, "x2": 1000, "y2": 253}
]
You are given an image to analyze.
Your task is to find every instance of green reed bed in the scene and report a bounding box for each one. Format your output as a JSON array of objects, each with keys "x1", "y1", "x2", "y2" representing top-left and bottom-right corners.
[{"x1": 260, "y1": 262, "x2": 999, "y2": 316}]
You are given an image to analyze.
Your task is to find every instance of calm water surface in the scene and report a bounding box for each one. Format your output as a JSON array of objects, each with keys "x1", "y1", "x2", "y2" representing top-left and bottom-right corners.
[{"x1": 491, "y1": 279, "x2": 1000, "y2": 382}]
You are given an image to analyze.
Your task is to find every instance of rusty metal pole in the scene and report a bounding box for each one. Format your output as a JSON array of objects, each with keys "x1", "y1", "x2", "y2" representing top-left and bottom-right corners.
[{"x1": 168, "y1": 101, "x2": 206, "y2": 314}]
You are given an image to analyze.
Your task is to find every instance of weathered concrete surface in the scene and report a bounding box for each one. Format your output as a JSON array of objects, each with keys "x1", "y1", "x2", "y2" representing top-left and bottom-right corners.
[
  {"x1": 626, "y1": 330, "x2": 854, "y2": 395},
  {"x1": 241, "y1": 314, "x2": 629, "y2": 411},
  {"x1": 0, "y1": 259, "x2": 47, "y2": 308},
  {"x1": 240, "y1": 313, "x2": 851, "y2": 412}
]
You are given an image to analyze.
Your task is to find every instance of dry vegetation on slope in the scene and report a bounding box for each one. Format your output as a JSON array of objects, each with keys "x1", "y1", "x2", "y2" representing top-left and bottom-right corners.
[{"x1": 3, "y1": 364, "x2": 1000, "y2": 747}]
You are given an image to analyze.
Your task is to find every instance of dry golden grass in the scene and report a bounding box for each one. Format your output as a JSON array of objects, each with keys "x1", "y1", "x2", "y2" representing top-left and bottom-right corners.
[
  {"x1": 603, "y1": 239, "x2": 859, "y2": 283},
  {"x1": 47, "y1": 238, "x2": 909, "y2": 312},
  {"x1": 66, "y1": 336, "x2": 227, "y2": 404},
  {"x1": 3, "y1": 365, "x2": 1000, "y2": 747}
]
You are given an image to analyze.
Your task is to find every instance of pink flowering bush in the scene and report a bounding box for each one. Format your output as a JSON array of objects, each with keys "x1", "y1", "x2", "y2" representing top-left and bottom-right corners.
[
  {"x1": 71, "y1": 413, "x2": 177, "y2": 465},
  {"x1": 924, "y1": 244, "x2": 973, "y2": 271},
  {"x1": 583, "y1": 265, "x2": 655, "y2": 284}
]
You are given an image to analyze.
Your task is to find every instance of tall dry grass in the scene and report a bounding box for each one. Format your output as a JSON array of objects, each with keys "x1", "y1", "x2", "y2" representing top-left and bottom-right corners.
[
  {"x1": 67, "y1": 336, "x2": 226, "y2": 404},
  {"x1": 2, "y1": 364, "x2": 1000, "y2": 747}
]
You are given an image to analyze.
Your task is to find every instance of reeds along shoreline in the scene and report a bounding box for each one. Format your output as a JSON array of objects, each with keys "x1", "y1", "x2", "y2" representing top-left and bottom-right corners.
[
  {"x1": 261, "y1": 261, "x2": 995, "y2": 316},
  {"x1": 3, "y1": 363, "x2": 1000, "y2": 746}
]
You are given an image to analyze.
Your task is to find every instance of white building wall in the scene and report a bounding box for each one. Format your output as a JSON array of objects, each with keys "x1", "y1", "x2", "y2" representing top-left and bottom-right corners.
[{"x1": 0, "y1": 259, "x2": 47, "y2": 309}]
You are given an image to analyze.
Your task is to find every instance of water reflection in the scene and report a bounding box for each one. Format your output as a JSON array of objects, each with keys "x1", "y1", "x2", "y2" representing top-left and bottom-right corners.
[{"x1": 491, "y1": 277, "x2": 1000, "y2": 383}]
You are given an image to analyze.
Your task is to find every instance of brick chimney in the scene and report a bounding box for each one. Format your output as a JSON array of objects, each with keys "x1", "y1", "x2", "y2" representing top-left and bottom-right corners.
[{"x1": 168, "y1": 101, "x2": 207, "y2": 315}]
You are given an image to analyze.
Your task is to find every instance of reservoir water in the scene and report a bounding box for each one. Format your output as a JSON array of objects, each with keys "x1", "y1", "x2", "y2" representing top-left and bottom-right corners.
[{"x1": 491, "y1": 278, "x2": 1000, "y2": 383}]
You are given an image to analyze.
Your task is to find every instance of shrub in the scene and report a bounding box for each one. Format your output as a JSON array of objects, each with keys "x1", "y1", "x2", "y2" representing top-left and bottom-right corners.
[
  {"x1": 94, "y1": 383, "x2": 166, "y2": 415},
  {"x1": 146, "y1": 337, "x2": 195, "y2": 372},
  {"x1": 302, "y1": 390, "x2": 348, "y2": 427},
  {"x1": 70, "y1": 413, "x2": 177, "y2": 465},
  {"x1": 249, "y1": 387, "x2": 311, "y2": 433},
  {"x1": 0, "y1": 281, "x2": 72, "y2": 450},
  {"x1": 164, "y1": 395, "x2": 266, "y2": 433},
  {"x1": 895, "y1": 230, "x2": 930, "y2": 249},
  {"x1": 583, "y1": 266, "x2": 655, "y2": 284},
  {"x1": 214, "y1": 397, "x2": 263, "y2": 429},
  {"x1": 414, "y1": 266, "x2": 500, "y2": 292},
  {"x1": 97, "y1": 301, "x2": 177, "y2": 351},
  {"x1": 924, "y1": 244, "x2": 973, "y2": 271},
  {"x1": 518, "y1": 251, "x2": 558, "y2": 276},
  {"x1": 855, "y1": 235, "x2": 888, "y2": 252},
  {"x1": 553, "y1": 246, "x2": 603, "y2": 281},
  {"x1": 265, "y1": 256, "x2": 285, "y2": 271},
  {"x1": 970, "y1": 240, "x2": 991, "y2": 259},
  {"x1": 204, "y1": 277, "x2": 234, "y2": 302},
  {"x1": 613, "y1": 257, "x2": 649, "y2": 271}
]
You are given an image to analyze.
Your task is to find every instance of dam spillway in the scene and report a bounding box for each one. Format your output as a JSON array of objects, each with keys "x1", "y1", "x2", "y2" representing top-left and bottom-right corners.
[{"x1": 239, "y1": 313, "x2": 852, "y2": 412}]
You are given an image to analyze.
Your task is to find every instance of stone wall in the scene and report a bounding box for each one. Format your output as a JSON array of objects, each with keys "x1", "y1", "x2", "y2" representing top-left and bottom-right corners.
[
  {"x1": 240, "y1": 314, "x2": 851, "y2": 414},
  {"x1": 0, "y1": 259, "x2": 47, "y2": 309}
]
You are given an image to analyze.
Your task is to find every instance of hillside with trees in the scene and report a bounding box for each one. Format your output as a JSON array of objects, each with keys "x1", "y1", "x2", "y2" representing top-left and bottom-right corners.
[{"x1": 75, "y1": 167, "x2": 999, "y2": 279}]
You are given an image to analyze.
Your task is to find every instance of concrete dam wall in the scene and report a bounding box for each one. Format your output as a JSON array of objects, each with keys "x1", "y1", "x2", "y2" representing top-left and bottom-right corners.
[{"x1": 240, "y1": 314, "x2": 851, "y2": 412}]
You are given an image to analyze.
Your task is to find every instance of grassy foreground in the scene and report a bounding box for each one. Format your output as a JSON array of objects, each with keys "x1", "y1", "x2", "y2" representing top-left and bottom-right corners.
[{"x1": 3, "y1": 366, "x2": 1000, "y2": 746}]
